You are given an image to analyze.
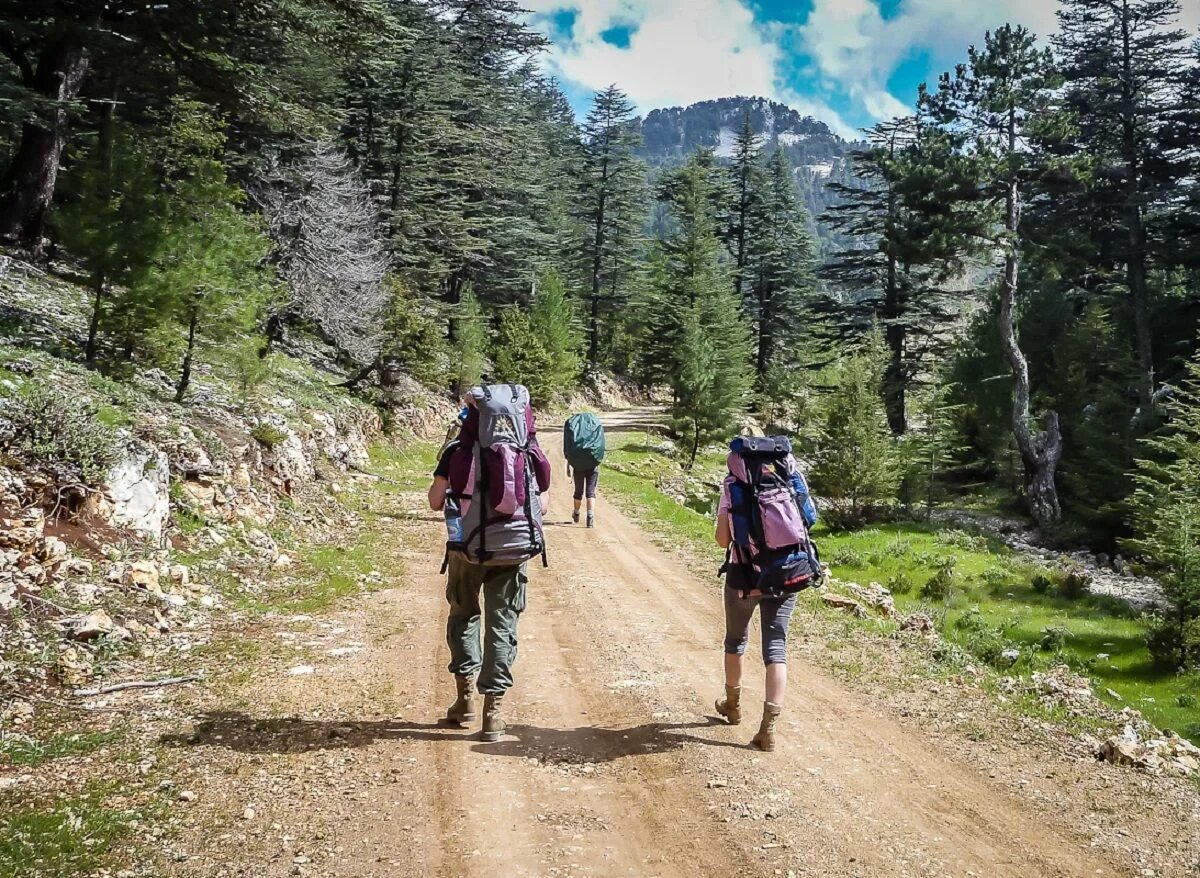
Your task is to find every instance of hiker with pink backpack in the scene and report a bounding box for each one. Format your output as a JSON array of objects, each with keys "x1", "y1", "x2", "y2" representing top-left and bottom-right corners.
[
  {"x1": 427, "y1": 384, "x2": 551, "y2": 741},
  {"x1": 714, "y1": 435, "x2": 821, "y2": 751}
]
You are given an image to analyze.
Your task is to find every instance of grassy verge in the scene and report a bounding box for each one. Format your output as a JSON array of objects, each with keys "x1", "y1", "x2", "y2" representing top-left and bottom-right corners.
[
  {"x1": 0, "y1": 781, "x2": 168, "y2": 878},
  {"x1": 601, "y1": 427, "x2": 1200, "y2": 741}
]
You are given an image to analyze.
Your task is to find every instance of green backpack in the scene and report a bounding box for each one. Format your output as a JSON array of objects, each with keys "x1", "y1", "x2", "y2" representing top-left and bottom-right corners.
[{"x1": 564, "y1": 412, "x2": 606, "y2": 471}]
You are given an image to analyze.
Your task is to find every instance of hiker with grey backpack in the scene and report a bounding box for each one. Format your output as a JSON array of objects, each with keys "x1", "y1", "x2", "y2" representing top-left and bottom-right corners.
[
  {"x1": 427, "y1": 384, "x2": 551, "y2": 741},
  {"x1": 563, "y1": 412, "x2": 605, "y2": 528},
  {"x1": 714, "y1": 435, "x2": 821, "y2": 751}
]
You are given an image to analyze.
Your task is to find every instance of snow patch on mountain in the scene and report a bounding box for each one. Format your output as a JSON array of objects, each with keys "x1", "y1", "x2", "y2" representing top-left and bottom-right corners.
[{"x1": 715, "y1": 126, "x2": 738, "y2": 159}]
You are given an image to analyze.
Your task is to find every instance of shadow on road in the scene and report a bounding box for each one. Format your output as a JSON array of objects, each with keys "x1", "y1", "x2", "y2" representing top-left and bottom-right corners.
[{"x1": 161, "y1": 712, "x2": 747, "y2": 761}]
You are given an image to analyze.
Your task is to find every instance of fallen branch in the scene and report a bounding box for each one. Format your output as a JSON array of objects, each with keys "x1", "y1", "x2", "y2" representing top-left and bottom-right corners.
[{"x1": 76, "y1": 675, "x2": 202, "y2": 697}]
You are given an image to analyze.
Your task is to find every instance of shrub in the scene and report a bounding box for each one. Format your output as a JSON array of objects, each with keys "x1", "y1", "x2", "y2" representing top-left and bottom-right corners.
[
  {"x1": 1030, "y1": 568, "x2": 1059, "y2": 594},
  {"x1": 251, "y1": 423, "x2": 288, "y2": 449},
  {"x1": 954, "y1": 610, "x2": 1012, "y2": 666},
  {"x1": 828, "y1": 548, "x2": 866, "y2": 569},
  {"x1": 981, "y1": 567, "x2": 1014, "y2": 590},
  {"x1": 1057, "y1": 568, "x2": 1091, "y2": 600},
  {"x1": 922, "y1": 558, "x2": 959, "y2": 601},
  {"x1": 1176, "y1": 693, "x2": 1196, "y2": 709},
  {"x1": 1040, "y1": 625, "x2": 1069, "y2": 652},
  {"x1": 1146, "y1": 615, "x2": 1200, "y2": 671},
  {"x1": 0, "y1": 385, "x2": 119, "y2": 485},
  {"x1": 887, "y1": 572, "x2": 915, "y2": 595}
]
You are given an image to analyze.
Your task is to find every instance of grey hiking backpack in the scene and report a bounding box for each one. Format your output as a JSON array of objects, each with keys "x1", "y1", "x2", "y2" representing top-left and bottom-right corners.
[{"x1": 445, "y1": 384, "x2": 551, "y2": 567}]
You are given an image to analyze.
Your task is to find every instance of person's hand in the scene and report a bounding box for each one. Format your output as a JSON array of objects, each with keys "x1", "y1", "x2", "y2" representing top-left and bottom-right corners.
[{"x1": 539, "y1": 492, "x2": 549, "y2": 516}]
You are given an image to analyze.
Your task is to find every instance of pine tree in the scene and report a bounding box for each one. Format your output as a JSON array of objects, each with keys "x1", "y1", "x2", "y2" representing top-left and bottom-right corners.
[
  {"x1": 642, "y1": 153, "x2": 753, "y2": 465},
  {"x1": 924, "y1": 25, "x2": 1064, "y2": 527},
  {"x1": 449, "y1": 291, "x2": 487, "y2": 396},
  {"x1": 529, "y1": 269, "x2": 583, "y2": 400},
  {"x1": 1053, "y1": 0, "x2": 1194, "y2": 411},
  {"x1": 53, "y1": 119, "x2": 163, "y2": 367},
  {"x1": 1127, "y1": 349, "x2": 1200, "y2": 670},
  {"x1": 811, "y1": 343, "x2": 900, "y2": 528},
  {"x1": 819, "y1": 116, "x2": 964, "y2": 434},
  {"x1": 0, "y1": 0, "x2": 389, "y2": 252},
  {"x1": 725, "y1": 110, "x2": 765, "y2": 307},
  {"x1": 259, "y1": 141, "x2": 388, "y2": 365},
  {"x1": 577, "y1": 85, "x2": 647, "y2": 367},
  {"x1": 745, "y1": 148, "x2": 817, "y2": 390}
]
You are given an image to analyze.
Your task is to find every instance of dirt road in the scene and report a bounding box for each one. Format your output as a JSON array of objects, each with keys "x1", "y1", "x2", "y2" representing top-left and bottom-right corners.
[{"x1": 168, "y1": 409, "x2": 1136, "y2": 878}]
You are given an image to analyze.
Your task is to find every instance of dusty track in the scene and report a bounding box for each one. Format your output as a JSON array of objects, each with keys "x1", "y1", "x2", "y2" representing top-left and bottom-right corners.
[{"x1": 169, "y1": 408, "x2": 1137, "y2": 878}]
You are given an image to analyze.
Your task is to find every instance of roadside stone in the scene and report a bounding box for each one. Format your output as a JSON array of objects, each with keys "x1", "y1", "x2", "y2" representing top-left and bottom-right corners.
[
  {"x1": 71, "y1": 609, "x2": 114, "y2": 641},
  {"x1": 127, "y1": 559, "x2": 162, "y2": 594},
  {"x1": 821, "y1": 592, "x2": 867, "y2": 618}
]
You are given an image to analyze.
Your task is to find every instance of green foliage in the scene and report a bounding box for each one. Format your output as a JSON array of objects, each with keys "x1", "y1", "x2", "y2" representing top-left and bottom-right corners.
[
  {"x1": 449, "y1": 292, "x2": 488, "y2": 396},
  {"x1": 250, "y1": 423, "x2": 288, "y2": 449},
  {"x1": 953, "y1": 609, "x2": 1013, "y2": 666},
  {"x1": 922, "y1": 558, "x2": 960, "y2": 601},
  {"x1": 887, "y1": 572, "x2": 916, "y2": 595},
  {"x1": 1040, "y1": 625, "x2": 1069, "y2": 652},
  {"x1": 380, "y1": 277, "x2": 449, "y2": 389},
  {"x1": 494, "y1": 308, "x2": 555, "y2": 405},
  {"x1": 528, "y1": 269, "x2": 583, "y2": 399},
  {"x1": 811, "y1": 343, "x2": 900, "y2": 528},
  {"x1": 1127, "y1": 350, "x2": 1200, "y2": 669},
  {"x1": 0, "y1": 385, "x2": 119, "y2": 486}
]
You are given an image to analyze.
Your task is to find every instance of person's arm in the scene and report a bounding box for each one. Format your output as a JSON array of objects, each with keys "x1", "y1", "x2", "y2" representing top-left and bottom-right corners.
[
  {"x1": 428, "y1": 476, "x2": 449, "y2": 512},
  {"x1": 716, "y1": 513, "x2": 732, "y2": 548},
  {"x1": 715, "y1": 481, "x2": 732, "y2": 547}
]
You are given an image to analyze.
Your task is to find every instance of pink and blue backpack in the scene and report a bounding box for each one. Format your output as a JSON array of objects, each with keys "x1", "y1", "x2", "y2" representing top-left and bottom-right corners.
[{"x1": 720, "y1": 435, "x2": 821, "y2": 596}]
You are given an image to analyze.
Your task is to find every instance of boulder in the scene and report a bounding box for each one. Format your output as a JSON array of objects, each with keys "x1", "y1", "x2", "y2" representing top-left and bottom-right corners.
[
  {"x1": 127, "y1": 559, "x2": 162, "y2": 594},
  {"x1": 71, "y1": 609, "x2": 114, "y2": 641},
  {"x1": 102, "y1": 442, "x2": 170, "y2": 542},
  {"x1": 843, "y1": 581, "x2": 897, "y2": 619}
]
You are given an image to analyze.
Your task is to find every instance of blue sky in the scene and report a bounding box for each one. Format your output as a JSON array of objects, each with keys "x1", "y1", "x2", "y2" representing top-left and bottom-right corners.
[{"x1": 523, "y1": 0, "x2": 1199, "y2": 138}]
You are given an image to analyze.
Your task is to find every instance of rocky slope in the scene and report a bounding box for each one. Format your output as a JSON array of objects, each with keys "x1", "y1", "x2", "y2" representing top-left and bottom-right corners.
[{"x1": 0, "y1": 256, "x2": 452, "y2": 720}]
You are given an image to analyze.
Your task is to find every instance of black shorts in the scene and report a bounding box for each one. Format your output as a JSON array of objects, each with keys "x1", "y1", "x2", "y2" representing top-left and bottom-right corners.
[{"x1": 572, "y1": 467, "x2": 599, "y2": 500}]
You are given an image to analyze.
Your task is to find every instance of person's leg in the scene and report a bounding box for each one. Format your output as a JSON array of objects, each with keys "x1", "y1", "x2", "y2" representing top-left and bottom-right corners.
[
  {"x1": 718, "y1": 586, "x2": 757, "y2": 724},
  {"x1": 444, "y1": 555, "x2": 484, "y2": 725},
  {"x1": 585, "y1": 468, "x2": 598, "y2": 526},
  {"x1": 753, "y1": 592, "x2": 797, "y2": 751},
  {"x1": 572, "y1": 469, "x2": 585, "y2": 522},
  {"x1": 478, "y1": 562, "x2": 528, "y2": 741}
]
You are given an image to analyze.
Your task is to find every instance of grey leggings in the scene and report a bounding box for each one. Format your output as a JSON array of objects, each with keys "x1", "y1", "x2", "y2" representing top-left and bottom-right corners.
[
  {"x1": 572, "y1": 467, "x2": 599, "y2": 500},
  {"x1": 723, "y1": 585, "x2": 797, "y2": 665}
]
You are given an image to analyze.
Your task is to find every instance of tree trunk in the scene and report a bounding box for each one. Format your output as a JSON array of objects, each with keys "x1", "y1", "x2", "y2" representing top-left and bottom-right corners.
[
  {"x1": 998, "y1": 175, "x2": 1061, "y2": 528},
  {"x1": 84, "y1": 273, "x2": 104, "y2": 367},
  {"x1": 175, "y1": 303, "x2": 200, "y2": 404},
  {"x1": 588, "y1": 186, "x2": 607, "y2": 367},
  {"x1": 0, "y1": 38, "x2": 90, "y2": 252},
  {"x1": 883, "y1": 177, "x2": 906, "y2": 435},
  {"x1": 1119, "y1": 4, "x2": 1155, "y2": 412}
]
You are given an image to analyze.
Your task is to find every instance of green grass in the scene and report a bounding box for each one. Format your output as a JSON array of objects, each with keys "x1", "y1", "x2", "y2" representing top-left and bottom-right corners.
[
  {"x1": 601, "y1": 433, "x2": 1200, "y2": 742},
  {"x1": 0, "y1": 782, "x2": 160, "y2": 878},
  {"x1": 0, "y1": 729, "x2": 121, "y2": 768}
]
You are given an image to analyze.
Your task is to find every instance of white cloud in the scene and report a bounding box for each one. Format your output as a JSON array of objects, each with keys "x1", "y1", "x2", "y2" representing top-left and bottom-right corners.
[
  {"x1": 526, "y1": 0, "x2": 785, "y2": 112},
  {"x1": 799, "y1": 0, "x2": 1064, "y2": 124}
]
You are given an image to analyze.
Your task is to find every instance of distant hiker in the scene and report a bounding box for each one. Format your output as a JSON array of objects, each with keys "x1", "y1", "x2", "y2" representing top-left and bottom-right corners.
[
  {"x1": 714, "y1": 436, "x2": 820, "y2": 751},
  {"x1": 428, "y1": 385, "x2": 551, "y2": 742},
  {"x1": 563, "y1": 411, "x2": 606, "y2": 528}
]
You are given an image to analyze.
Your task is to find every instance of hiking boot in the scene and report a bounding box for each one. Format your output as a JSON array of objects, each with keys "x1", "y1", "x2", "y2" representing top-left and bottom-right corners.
[
  {"x1": 481, "y1": 693, "x2": 506, "y2": 742},
  {"x1": 572, "y1": 509, "x2": 580, "y2": 524},
  {"x1": 751, "y1": 702, "x2": 782, "y2": 752},
  {"x1": 444, "y1": 675, "x2": 477, "y2": 727},
  {"x1": 715, "y1": 684, "x2": 742, "y2": 725},
  {"x1": 586, "y1": 512, "x2": 595, "y2": 528}
]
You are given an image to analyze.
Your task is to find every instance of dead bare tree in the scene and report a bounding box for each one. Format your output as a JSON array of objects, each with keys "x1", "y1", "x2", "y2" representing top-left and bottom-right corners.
[{"x1": 256, "y1": 142, "x2": 389, "y2": 365}]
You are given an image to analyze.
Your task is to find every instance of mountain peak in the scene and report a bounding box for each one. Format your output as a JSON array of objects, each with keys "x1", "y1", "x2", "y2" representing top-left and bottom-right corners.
[{"x1": 639, "y1": 96, "x2": 842, "y2": 161}]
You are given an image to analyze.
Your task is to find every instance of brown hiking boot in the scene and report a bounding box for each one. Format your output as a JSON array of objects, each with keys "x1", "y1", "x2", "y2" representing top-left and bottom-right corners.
[
  {"x1": 751, "y1": 702, "x2": 782, "y2": 752},
  {"x1": 481, "y1": 693, "x2": 505, "y2": 742},
  {"x1": 444, "y1": 675, "x2": 477, "y2": 727},
  {"x1": 715, "y1": 684, "x2": 742, "y2": 725}
]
